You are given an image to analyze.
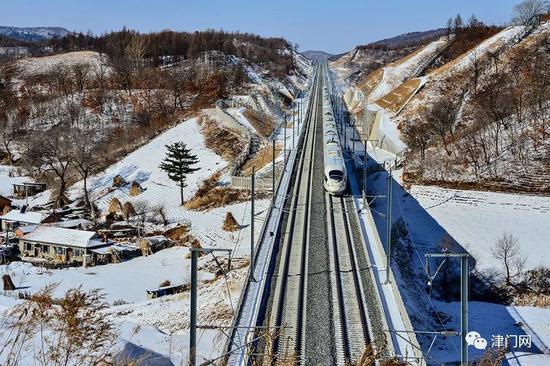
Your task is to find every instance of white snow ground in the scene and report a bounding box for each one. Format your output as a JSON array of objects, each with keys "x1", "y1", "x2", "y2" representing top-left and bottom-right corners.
[{"x1": 409, "y1": 185, "x2": 550, "y2": 272}]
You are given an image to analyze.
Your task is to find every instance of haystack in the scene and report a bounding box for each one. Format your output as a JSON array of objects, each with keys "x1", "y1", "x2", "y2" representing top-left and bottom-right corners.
[
  {"x1": 122, "y1": 201, "x2": 136, "y2": 219},
  {"x1": 3, "y1": 274, "x2": 15, "y2": 291},
  {"x1": 2, "y1": 205, "x2": 11, "y2": 215},
  {"x1": 129, "y1": 181, "x2": 145, "y2": 196},
  {"x1": 223, "y1": 212, "x2": 240, "y2": 232},
  {"x1": 139, "y1": 238, "x2": 153, "y2": 256},
  {"x1": 112, "y1": 175, "x2": 127, "y2": 187},
  {"x1": 108, "y1": 197, "x2": 123, "y2": 214}
]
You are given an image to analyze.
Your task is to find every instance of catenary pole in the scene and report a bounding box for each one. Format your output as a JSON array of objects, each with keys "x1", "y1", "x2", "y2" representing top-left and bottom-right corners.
[
  {"x1": 189, "y1": 249, "x2": 198, "y2": 366},
  {"x1": 461, "y1": 255, "x2": 469, "y2": 366},
  {"x1": 272, "y1": 138, "x2": 276, "y2": 206},
  {"x1": 385, "y1": 165, "x2": 393, "y2": 284},
  {"x1": 250, "y1": 167, "x2": 256, "y2": 282}
]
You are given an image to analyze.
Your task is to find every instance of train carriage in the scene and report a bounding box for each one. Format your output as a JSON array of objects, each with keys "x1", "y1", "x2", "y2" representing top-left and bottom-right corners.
[{"x1": 321, "y1": 73, "x2": 347, "y2": 195}]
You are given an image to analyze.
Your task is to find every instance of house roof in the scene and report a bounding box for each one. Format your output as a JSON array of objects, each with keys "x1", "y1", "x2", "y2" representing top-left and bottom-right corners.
[
  {"x1": 15, "y1": 225, "x2": 38, "y2": 235},
  {"x1": 21, "y1": 226, "x2": 102, "y2": 249},
  {"x1": 0, "y1": 210, "x2": 49, "y2": 224},
  {"x1": 0, "y1": 195, "x2": 12, "y2": 202}
]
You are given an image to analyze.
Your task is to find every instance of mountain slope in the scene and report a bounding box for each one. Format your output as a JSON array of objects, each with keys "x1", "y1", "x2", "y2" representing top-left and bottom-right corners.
[
  {"x1": 0, "y1": 26, "x2": 69, "y2": 41},
  {"x1": 301, "y1": 50, "x2": 333, "y2": 64}
]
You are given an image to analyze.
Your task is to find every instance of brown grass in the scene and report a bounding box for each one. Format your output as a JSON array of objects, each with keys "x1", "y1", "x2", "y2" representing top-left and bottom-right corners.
[
  {"x1": 514, "y1": 293, "x2": 550, "y2": 307},
  {"x1": 198, "y1": 115, "x2": 246, "y2": 161},
  {"x1": 375, "y1": 78, "x2": 422, "y2": 114},
  {"x1": 358, "y1": 68, "x2": 384, "y2": 97},
  {"x1": 242, "y1": 109, "x2": 275, "y2": 137},
  {"x1": 185, "y1": 187, "x2": 253, "y2": 211},
  {"x1": 241, "y1": 144, "x2": 281, "y2": 177}
]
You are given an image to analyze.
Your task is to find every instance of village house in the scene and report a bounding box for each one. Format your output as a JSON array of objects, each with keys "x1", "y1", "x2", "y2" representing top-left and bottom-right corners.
[
  {"x1": 19, "y1": 226, "x2": 112, "y2": 265},
  {"x1": 12, "y1": 182, "x2": 47, "y2": 198},
  {"x1": 0, "y1": 209, "x2": 56, "y2": 231},
  {"x1": 0, "y1": 195, "x2": 11, "y2": 213}
]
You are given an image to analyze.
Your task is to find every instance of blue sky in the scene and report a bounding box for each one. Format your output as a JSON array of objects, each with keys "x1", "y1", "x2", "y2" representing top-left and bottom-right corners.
[{"x1": 2, "y1": 0, "x2": 519, "y2": 53}]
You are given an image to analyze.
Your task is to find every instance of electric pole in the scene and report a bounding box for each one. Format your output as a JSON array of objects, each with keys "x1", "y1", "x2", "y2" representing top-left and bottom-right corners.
[
  {"x1": 272, "y1": 138, "x2": 276, "y2": 206},
  {"x1": 362, "y1": 142, "x2": 367, "y2": 210},
  {"x1": 292, "y1": 108, "x2": 295, "y2": 149},
  {"x1": 426, "y1": 253, "x2": 470, "y2": 366},
  {"x1": 283, "y1": 119, "x2": 287, "y2": 163},
  {"x1": 190, "y1": 248, "x2": 198, "y2": 366},
  {"x1": 189, "y1": 247, "x2": 232, "y2": 366},
  {"x1": 385, "y1": 165, "x2": 393, "y2": 284},
  {"x1": 250, "y1": 167, "x2": 256, "y2": 282}
]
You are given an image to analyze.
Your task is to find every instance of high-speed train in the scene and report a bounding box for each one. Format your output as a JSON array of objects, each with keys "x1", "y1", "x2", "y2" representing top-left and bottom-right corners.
[{"x1": 321, "y1": 68, "x2": 347, "y2": 195}]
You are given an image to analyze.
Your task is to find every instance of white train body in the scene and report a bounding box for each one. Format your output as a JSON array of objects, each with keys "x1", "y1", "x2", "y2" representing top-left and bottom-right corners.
[{"x1": 321, "y1": 76, "x2": 347, "y2": 195}]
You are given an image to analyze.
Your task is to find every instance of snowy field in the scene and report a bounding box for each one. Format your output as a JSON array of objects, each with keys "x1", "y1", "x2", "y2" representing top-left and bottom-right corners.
[
  {"x1": 0, "y1": 247, "x2": 202, "y2": 303},
  {"x1": 408, "y1": 185, "x2": 550, "y2": 272},
  {"x1": 14, "y1": 50, "x2": 110, "y2": 78},
  {"x1": 429, "y1": 300, "x2": 550, "y2": 364}
]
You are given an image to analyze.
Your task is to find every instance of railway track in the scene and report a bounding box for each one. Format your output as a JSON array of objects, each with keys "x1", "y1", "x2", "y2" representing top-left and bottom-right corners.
[
  {"x1": 263, "y1": 65, "x2": 371, "y2": 366},
  {"x1": 327, "y1": 194, "x2": 370, "y2": 364},
  {"x1": 267, "y1": 68, "x2": 321, "y2": 364}
]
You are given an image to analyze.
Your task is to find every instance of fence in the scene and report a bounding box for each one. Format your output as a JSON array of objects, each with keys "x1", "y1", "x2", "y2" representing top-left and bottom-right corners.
[{"x1": 229, "y1": 176, "x2": 273, "y2": 191}]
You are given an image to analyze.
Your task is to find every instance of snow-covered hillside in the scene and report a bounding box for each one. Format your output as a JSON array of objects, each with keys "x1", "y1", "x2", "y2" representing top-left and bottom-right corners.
[
  {"x1": 366, "y1": 37, "x2": 448, "y2": 101},
  {"x1": 13, "y1": 50, "x2": 110, "y2": 78}
]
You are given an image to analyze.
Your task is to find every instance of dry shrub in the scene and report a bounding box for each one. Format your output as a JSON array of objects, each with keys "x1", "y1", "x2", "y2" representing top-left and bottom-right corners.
[
  {"x1": 241, "y1": 144, "x2": 281, "y2": 177},
  {"x1": 195, "y1": 171, "x2": 222, "y2": 198},
  {"x1": 185, "y1": 187, "x2": 252, "y2": 211},
  {"x1": 223, "y1": 212, "x2": 241, "y2": 231},
  {"x1": 514, "y1": 293, "x2": 550, "y2": 307},
  {"x1": 242, "y1": 109, "x2": 275, "y2": 137},
  {"x1": 163, "y1": 224, "x2": 191, "y2": 242},
  {"x1": 476, "y1": 347, "x2": 507, "y2": 366},
  {"x1": 1, "y1": 285, "x2": 116, "y2": 366},
  {"x1": 199, "y1": 115, "x2": 246, "y2": 161},
  {"x1": 108, "y1": 197, "x2": 123, "y2": 214}
]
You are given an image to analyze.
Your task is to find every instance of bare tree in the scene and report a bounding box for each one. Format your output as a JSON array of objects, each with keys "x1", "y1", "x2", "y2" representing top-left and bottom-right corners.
[
  {"x1": 403, "y1": 121, "x2": 433, "y2": 159},
  {"x1": 425, "y1": 93, "x2": 462, "y2": 155},
  {"x1": 512, "y1": 0, "x2": 549, "y2": 25},
  {"x1": 24, "y1": 128, "x2": 75, "y2": 207},
  {"x1": 492, "y1": 233, "x2": 527, "y2": 286},
  {"x1": 71, "y1": 63, "x2": 91, "y2": 94},
  {"x1": 0, "y1": 111, "x2": 20, "y2": 164},
  {"x1": 71, "y1": 129, "x2": 101, "y2": 215}
]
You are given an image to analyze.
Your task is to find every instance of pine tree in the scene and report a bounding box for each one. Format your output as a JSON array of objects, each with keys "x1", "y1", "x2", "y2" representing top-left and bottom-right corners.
[{"x1": 159, "y1": 142, "x2": 200, "y2": 205}]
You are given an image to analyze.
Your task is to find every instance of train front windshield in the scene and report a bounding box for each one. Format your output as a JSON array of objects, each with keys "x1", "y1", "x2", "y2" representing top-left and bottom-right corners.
[{"x1": 328, "y1": 170, "x2": 344, "y2": 182}]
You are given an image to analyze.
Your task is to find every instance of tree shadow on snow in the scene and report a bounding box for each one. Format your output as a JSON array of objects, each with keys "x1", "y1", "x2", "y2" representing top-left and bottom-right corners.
[{"x1": 347, "y1": 158, "x2": 544, "y2": 364}]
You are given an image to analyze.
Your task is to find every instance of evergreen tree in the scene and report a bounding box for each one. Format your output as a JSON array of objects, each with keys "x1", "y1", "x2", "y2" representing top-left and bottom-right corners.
[
  {"x1": 159, "y1": 142, "x2": 200, "y2": 205},
  {"x1": 454, "y1": 14, "x2": 463, "y2": 32}
]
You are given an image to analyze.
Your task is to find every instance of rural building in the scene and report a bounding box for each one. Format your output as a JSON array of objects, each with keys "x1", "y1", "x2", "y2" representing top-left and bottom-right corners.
[
  {"x1": 14, "y1": 225, "x2": 38, "y2": 238},
  {"x1": 12, "y1": 182, "x2": 47, "y2": 198},
  {"x1": 0, "y1": 209, "x2": 56, "y2": 231},
  {"x1": 0, "y1": 195, "x2": 11, "y2": 213},
  {"x1": 19, "y1": 226, "x2": 112, "y2": 264}
]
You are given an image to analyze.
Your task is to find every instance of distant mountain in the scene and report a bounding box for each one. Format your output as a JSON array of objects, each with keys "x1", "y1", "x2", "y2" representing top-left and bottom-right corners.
[
  {"x1": 301, "y1": 50, "x2": 334, "y2": 64},
  {"x1": 0, "y1": 26, "x2": 70, "y2": 42},
  {"x1": 361, "y1": 28, "x2": 447, "y2": 49}
]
